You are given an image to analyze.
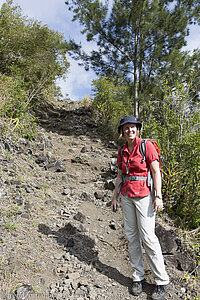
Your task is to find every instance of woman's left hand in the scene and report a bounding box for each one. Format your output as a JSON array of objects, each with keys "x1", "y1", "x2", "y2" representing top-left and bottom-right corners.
[{"x1": 153, "y1": 197, "x2": 163, "y2": 213}]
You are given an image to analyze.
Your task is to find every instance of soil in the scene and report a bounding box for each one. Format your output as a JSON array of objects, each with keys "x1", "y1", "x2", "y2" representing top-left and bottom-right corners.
[{"x1": 0, "y1": 100, "x2": 199, "y2": 300}]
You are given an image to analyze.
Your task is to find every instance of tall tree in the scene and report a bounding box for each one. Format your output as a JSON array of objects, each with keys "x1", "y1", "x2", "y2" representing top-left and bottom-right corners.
[{"x1": 65, "y1": 0, "x2": 199, "y2": 116}]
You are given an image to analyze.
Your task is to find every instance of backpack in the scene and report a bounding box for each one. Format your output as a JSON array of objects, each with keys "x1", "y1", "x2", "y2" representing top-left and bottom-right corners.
[
  {"x1": 139, "y1": 139, "x2": 162, "y2": 172},
  {"x1": 119, "y1": 138, "x2": 162, "y2": 191}
]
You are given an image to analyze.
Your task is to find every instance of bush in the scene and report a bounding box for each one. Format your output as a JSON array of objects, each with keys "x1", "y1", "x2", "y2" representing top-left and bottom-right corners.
[
  {"x1": 0, "y1": 74, "x2": 37, "y2": 139},
  {"x1": 0, "y1": 0, "x2": 69, "y2": 102},
  {"x1": 142, "y1": 81, "x2": 200, "y2": 230},
  {"x1": 91, "y1": 76, "x2": 132, "y2": 139}
]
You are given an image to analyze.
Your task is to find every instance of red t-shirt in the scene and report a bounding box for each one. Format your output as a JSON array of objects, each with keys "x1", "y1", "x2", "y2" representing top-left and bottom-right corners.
[{"x1": 117, "y1": 136, "x2": 159, "y2": 197}]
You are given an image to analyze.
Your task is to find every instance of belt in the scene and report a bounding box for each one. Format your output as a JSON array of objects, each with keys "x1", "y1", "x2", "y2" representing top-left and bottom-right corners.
[{"x1": 123, "y1": 176, "x2": 148, "y2": 181}]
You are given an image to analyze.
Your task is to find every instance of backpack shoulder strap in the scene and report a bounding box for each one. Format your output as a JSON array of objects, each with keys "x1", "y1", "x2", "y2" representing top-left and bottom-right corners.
[
  {"x1": 139, "y1": 139, "x2": 147, "y2": 162},
  {"x1": 116, "y1": 144, "x2": 125, "y2": 167},
  {"x1": 120, "y1": 144, "x2": 125, "y2": 160},
  {"x1": 139, "y1": 139, "x2": 153, "y2": 188}
]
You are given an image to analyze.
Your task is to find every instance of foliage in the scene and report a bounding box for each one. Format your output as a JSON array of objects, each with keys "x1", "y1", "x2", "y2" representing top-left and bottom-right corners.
[
  {"x1": 182, "y1": 272, "x2": 200, "y2": 300},
  {"x1": 175, "y1": 129, "x2": 200, "y2": 229},
  {"x1": 141, "y1": 80, "x2": 200, "y2": 230},
  {"x1": 66, "y1": 0, "x2": 199, "y2": 116},
  {"x1": 0, "y1": 74, "x2": 37, "y2": 139},
  {"x1": 92, "y1": 76, "x2": 133, "y2": 139},
  {"x1": 0, "y1": 0, "x2": 70, "y2": 102}
]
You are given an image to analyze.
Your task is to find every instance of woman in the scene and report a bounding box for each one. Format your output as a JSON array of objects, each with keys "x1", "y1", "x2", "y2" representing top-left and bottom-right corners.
[{"x1": 111, "y1": 116, "x2": 169, "y2": 300}]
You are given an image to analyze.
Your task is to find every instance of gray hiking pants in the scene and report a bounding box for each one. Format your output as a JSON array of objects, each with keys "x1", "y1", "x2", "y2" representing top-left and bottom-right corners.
[{"x1": 121, "y1": 193, "x2": 169, "y2": 285}]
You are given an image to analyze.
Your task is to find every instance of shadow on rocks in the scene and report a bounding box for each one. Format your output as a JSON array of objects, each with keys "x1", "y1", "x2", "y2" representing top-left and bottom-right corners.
[{"x1": 38, "y1": 222, "x2": 132, "y2": 289}]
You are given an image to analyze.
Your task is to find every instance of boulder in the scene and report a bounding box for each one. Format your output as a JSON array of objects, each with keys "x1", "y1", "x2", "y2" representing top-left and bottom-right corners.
[
  {"x1": 45, "y1": 160, "x2": 66, "y2": 172},
  {"x1": 155, "y1": 223, "x2": 178, "y2": 254}
]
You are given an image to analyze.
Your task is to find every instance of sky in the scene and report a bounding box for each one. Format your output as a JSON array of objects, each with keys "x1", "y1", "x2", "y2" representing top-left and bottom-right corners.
[{"x1": 1, "y1": 0, "x2": 200, "y2": 101}]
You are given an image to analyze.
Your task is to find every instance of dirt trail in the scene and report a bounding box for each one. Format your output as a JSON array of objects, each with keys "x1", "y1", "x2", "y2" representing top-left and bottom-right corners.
[{"x1": 0, "y1": 100, "x2": 198, "y2": 299}]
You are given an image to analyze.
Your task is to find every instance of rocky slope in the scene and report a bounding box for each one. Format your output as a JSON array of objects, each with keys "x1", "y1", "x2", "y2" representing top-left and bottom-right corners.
[{"x1": 0, "y1": 100, "x2": 199, "y2": 300}]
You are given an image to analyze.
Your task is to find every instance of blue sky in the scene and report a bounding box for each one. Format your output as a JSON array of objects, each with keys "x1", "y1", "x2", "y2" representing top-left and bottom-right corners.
[{"x1": 1, "y1": 0, "x2": 200, "y2": 101}]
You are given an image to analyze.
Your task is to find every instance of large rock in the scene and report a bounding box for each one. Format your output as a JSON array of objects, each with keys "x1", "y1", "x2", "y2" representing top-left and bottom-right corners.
[
  {"x1": 155, "y1": 223, "x2": 178, "y2": 254},
  {"x1": 165, "y1": 252, "x2": 196, "y2": 272},
  {"x1": 45, "y1": 160, "x2": 66, "y2": 172},
  {"x1": 74, "y1": 212, "x2": 86, "y2": 223},
  {"x1": 104, "y1": 179, "x2": 115, "y2": 191},
  {"x1": 15, "y1": 284, "x2": 33, "y2": 300}
]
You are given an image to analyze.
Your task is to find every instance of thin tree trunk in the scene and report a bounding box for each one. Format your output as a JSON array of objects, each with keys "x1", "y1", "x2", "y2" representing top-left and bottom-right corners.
[{"x1": 133, "y1": 28, "x2": 139, "y2": 117}]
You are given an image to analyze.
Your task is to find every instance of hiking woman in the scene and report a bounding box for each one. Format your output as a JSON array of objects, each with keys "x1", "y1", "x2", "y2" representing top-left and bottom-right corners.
[{"x1": 111, "y1": 115, "x2": 169, "y2": 300}]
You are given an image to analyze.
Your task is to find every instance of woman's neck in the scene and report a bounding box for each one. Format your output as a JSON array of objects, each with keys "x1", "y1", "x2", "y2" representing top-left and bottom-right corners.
[{"x1": 127, "y1": 139, "x2": 136, "y2": 153}]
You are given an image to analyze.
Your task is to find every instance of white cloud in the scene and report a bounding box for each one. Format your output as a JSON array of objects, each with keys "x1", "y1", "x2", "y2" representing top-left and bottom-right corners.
[
  {"x1": 57, "y1": 58, "x2": 97, "y2": 101},
  {"x1": 184, "y1": 24, "x2": 200, "y2": 51},
  {"x1": 13, "y1": 0, "x2": 66, "y2": 25}
]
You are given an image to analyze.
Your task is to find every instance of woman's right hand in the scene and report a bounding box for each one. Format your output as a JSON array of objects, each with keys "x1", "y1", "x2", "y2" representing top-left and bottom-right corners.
[
  {"x1": 111, "y1": 196, "x2": 118, "y2": 212},
  {"x1": 111, "y1": 169, "x2": 122, "y2": 212}
]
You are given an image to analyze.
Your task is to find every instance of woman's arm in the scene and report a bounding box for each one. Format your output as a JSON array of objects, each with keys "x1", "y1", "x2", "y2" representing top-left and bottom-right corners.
[
  {"x1": 111, "y1": 169, "x2": 122, "y2": 212},
  {"x1": 150, "y1": 160, "x2": 163, "y2": 213}
]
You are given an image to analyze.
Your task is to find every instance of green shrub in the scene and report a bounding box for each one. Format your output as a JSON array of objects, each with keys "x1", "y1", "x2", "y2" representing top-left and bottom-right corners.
[
  {"x1": 92, "y1": 76, "x2": 132, "y2": 139},
  {"x1": 142, "y1": 81, "x2": 200, "y2": 230},
  {"x1": 0, "y1": 74, "x2": 37, "y2": 139}
]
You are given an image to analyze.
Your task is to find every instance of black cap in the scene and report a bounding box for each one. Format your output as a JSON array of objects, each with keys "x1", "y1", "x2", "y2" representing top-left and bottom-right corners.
[{"x1": 118, "y1": 115, "x2": 142, "y2": 133}]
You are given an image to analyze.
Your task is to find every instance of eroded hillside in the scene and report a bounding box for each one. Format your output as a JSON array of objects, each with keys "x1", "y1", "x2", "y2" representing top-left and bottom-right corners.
[{"x1": 0, "y1": 101, "x2": 199, "y2": 300}]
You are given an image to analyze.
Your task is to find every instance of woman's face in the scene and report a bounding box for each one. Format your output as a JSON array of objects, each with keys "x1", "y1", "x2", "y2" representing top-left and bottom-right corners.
[{"x1": 123, "y1": 123, "x2": 138, "y2": 142}]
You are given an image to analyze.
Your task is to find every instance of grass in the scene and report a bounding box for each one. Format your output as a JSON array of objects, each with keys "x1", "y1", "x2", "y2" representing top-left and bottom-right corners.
[
  {"x1": 5, "y1": 221, "x2": 17, "y2": 231},
  {"x1": 18, "y1": 259, "x2": 41, "y2": 273}
]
